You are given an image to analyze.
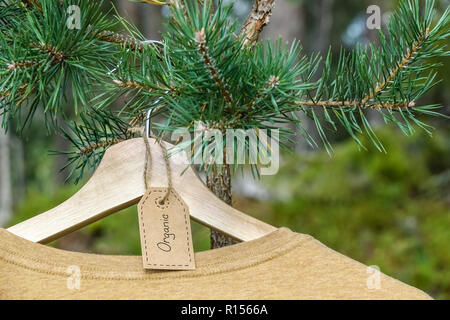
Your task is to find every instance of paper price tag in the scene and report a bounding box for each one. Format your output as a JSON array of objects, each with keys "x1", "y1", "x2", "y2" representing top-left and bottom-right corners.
[{"x1": 137, "y1": 188, "x2": 195, "y2": 270}]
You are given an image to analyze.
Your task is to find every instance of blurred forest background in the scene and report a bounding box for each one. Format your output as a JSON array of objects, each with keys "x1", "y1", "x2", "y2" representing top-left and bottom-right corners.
[{"x1": 0, "y1": 0, "x2": 449, "y2": 299}]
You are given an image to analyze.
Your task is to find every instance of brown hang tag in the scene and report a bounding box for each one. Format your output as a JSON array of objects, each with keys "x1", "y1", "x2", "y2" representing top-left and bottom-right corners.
[{"x1": 137, "y1": 187, "x2": 195, "y2": 270}]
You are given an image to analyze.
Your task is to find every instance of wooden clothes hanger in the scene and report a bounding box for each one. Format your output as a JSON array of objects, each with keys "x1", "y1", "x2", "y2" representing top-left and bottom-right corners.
[{"x1": 7, "y1": 112, "x2": 276, "y2": 244}]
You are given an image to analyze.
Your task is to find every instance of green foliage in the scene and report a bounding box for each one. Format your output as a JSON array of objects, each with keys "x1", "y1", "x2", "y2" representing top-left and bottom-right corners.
[
  {"x1": 159, "y1": 2, "x2": 312, "y2": 132},
  {"x1": 97, "y1": 1, "x2": 314, "y2": 174},
  {"x1": 1, "y1": 0, "x2": 449, "y2": 182},
  {"x1": 300, "y1": 0, "x2": 450, "y2": 153},
  {"x1": 0, "y1": 1, "x2": 24, "y2": 29},
  {"x1": 55, "y1": 108, "x2": 134, "y2": 183},
  {"x1": 0, "y1": 0, "x2": 117, "y2": 128}
]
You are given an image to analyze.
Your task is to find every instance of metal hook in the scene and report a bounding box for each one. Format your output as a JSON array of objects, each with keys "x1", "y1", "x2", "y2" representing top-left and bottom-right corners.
[
  {"x1": 145, "y1": 90, "x2": 168, "y2": 138},
  {"x1": 145, "y1": 96, "x2": 163, "y2": 138},
  {"x1": 145, "y1": 108, "x2": 153, "y2": 138}
]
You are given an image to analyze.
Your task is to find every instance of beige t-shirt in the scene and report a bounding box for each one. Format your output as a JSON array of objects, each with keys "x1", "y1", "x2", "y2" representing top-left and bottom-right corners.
[{"x1": 0, "y1": 227, "x2": 432, "y2": 299}]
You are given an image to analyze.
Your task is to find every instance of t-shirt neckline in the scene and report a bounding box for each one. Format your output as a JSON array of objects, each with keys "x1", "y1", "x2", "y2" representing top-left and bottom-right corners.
[{"x1": 0, "y1": 227, "x2": 309, "y2": 280}]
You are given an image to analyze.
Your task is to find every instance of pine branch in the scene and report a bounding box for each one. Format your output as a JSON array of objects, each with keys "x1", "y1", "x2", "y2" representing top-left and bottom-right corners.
[
  {"x1": 195, "y1": 28, "x2": 233, "y2": 104},
  {"x1": 296, "y1": 0, "x2": 450, "y2": 152},
  {"x1": 245, "y1": 75, "x2": 280, "y2": 111},
  {"x1": 98, "y1": 30, "x2": 146, "y2": 52},
  {"x1": 4, "y1": 0, "x2": 447, "y2": 183},
  {"x1": 0, "y1": 1, "x2": 25, "y2": 28},
  {"x1": 77, "y1": 139, "x2": 126, "y2": 156},
  {"x1": 56, "y1": 108, "x2": 134, "y2": 183},
  {"x1": 0, "y1": 0, "x2": 119, "y2": 127},
  {"x1": 293, "y1": 25, "x2": 429, "y2": 111},
  {"x1": 112, "y1": 79, "x2": 156, "y2": 91},
  {"x1": 13, "y1": 0, "x2": 149, "y2": 51},
  {"x1": 360, "y1": 27, "x2": 430, "y2": 105},
  {"x1": 241, "y1": 0, "x2": 275, "y2": 46},
  {"x1": 7, "y1": 60, "x2": 38, "y2": 70},
  {"x1": 295, "y1": 100, "x2": 416, "y2": 109},
  {"x1": 33, "y1": 43, "x2": 67, "y2": 62},
  {"x1": 0, "y1": 84, "x2": 28, "y2": 99},
  {"x1": 112, "y1": 79, "x2": 173, "y2": 93}
]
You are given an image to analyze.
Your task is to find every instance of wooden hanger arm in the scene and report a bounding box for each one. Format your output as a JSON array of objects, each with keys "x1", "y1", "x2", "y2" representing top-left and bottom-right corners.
[{"x1": 7, "y1": 138, "x2": 276, "y2": 243}]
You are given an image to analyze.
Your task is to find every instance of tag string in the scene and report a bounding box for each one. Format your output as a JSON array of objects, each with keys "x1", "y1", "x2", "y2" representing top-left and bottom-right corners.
[{"x1": 128, "y1": 126, "x2": 172, "y2": 204}]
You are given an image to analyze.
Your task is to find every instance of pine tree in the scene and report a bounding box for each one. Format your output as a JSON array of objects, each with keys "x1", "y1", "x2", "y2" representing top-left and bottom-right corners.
[{"x1": 1, "y1": 0, "x2": 449, "y2": 248}]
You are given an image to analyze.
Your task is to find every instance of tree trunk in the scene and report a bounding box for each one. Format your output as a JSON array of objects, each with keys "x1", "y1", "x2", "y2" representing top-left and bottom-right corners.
[
  {"x1": 0, "y1": 125, "x2": 12, "y2": 227},
  {"x1": 206, "y1": 163, "x2": 235, "y2": 249}
]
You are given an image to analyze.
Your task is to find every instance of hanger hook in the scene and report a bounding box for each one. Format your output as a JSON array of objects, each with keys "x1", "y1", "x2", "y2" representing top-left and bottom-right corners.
[
  {"x1": 145, "y1": 108, "x2": 153, "y2": 138},
  {"x1": 142, "y1": 39, "x2": 166, "y2": 138},
  {"x1": 145, "y1": 96, "x2": 162, "y2": 138},
  {"x1": 145, "y1": 90, "x2": 167, "y2": 138}
]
